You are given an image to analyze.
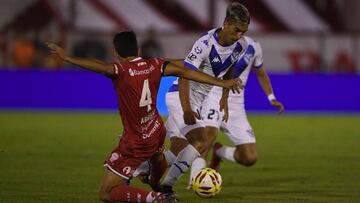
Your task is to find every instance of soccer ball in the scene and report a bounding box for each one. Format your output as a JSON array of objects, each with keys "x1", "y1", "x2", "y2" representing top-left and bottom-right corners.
[{"x1": 191, "y1": 168, "x2": 222, "y2": 198}]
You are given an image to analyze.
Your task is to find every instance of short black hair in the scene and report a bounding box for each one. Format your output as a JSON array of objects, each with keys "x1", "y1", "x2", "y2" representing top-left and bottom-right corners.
[
  {"x1": 225, "y1": 2, "x2": 250, "y2": 24},
  {"x1": 113, "y1": 31, "x2": 138, "y2": 58}
]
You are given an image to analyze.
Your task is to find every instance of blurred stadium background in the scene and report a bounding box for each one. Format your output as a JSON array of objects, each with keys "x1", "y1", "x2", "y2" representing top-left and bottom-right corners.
[
  {"x1": 0, "y1": 0, "x2": 360, "y2": 202},
  {"x1": 0, "y1": 0, "x2": 359, "y2": 112}
]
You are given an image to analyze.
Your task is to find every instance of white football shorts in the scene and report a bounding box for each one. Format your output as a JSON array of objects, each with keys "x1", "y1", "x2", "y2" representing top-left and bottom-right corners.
[
  {"x1": 165, "y1": 91, "x2": 206, "y2": 139},
  {"x1": 202, "y1": 89, "x2": 256, "y2": 146}
]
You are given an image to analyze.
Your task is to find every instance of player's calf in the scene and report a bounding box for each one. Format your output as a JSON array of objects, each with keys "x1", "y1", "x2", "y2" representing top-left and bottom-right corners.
[
  {"x1": 149, "y1": 153, "x2": 168, "y2": 186},
  {"x1": 209, "y1": 142, "x2": 223, "y2": 171}
]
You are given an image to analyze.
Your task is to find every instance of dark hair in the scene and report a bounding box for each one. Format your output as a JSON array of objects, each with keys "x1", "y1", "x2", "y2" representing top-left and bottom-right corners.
[
  {"x1": 113, "y1": 31, "x2": 138, "y2": 58},
  {"x1": 225, "y1": 2, "x2": 250, "y2": 24}
]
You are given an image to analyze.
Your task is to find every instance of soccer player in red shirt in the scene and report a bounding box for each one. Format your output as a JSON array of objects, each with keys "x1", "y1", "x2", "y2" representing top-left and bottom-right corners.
[{"x1": 47, "y1": 31, "x2": 241, "y2": 203}]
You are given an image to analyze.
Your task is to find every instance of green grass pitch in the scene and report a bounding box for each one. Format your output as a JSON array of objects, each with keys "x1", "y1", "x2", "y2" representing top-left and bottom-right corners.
[{"x1": 1, "y1": 112, "x2": 360, "y2": 202}]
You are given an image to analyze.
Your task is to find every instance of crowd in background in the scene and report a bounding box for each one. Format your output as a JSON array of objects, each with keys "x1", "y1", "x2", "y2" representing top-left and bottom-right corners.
[
  {"x1": 0, "y1": 29, "x2": 62, "y2": 69},
  {"x1": 0, "y1": 27, "x2": 358, "y2": 73},
  {"x1": 0, "y1": 0, "x2": 359, "y2": 73},
  {"x1": 0, "y1": 28, "x2": 163, "y2": 70}
]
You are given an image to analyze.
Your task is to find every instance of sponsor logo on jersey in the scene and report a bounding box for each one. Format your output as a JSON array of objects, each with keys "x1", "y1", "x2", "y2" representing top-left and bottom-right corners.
[
  {"x1": 110, "y1": 152, "x2": 119, "y2": 162},
  {"x1": 209, "y1": 43, "x2": 242, "y2": 76},
  {"x1": 122, "y1": 166, "x2": 132, "y2": 175},
  {"x1": 195, "y1": 46, "x2": 203, "y2": 54},
  {"x1": 201, "y1": 40, "x2": 209, "y2": 46},
  {"x1": 246, "y1": 129, "x2": 255, "y2": 138},
  {"x1": 231, "y1": 50, "x2": 241, "y2": 63},
  {"x1": 142, "y1": 120, "x2": 161, "y2": 139},
  {"x1": 137, "y1": 62, "x2": 147, "y2": 66},
  {"x1": 128, "y1": 69, "x2": 135, "y2": 76},
  {"x1": 128, "y1": 65, "x2": 155, "y2": 76},
  {"x1": 140, "y1": 111, "x2": 156, "y2": 124},
  {"x1": 212, "y1": 56, "x2": 220, "y2": 63},
  {"x1": 187, "y1": 53, "x2": 197, "y2": 61},
  {"x1": 244, "y1": 53, "x2": 253, "y2": 64}
]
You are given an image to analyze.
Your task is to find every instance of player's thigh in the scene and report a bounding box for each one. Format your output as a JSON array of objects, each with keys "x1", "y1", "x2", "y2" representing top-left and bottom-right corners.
[
  {"x1": 202, "y1": 98, "x2": 222, "y2": 149},
  {"x1": 222, "y1": 110, "x2": 256, "y2": 147},
  {"x1": 165, "y1": 116, "x2": 183, "y2": 139},
  {"x1": 201, "y1": 88, "x2": 223, "y2": 127},
  {"x1": 165, "y1": 92, "x2": 186, "y2": 139},
  {"x1": 166, "y1": 91, "x2": 205, "y2": 139}
]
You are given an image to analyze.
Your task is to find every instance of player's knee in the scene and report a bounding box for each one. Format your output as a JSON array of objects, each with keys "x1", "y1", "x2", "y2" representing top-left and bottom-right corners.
[
  {"x1": 187, "y1": 131, "x2": 207, "y2": 152},
  {"x1": 234, "y1": 152, "x2": 257, "y2": 167},
  {"x1": 242, "y1": 155, "x2": 257, "y2": 167},
  {"x1": 205, "y1": 127, "x2": 217, "y2": 142},
  {"x1": 191, "y1": 139, "x2": 207, "y2": 154},
  {"x1": 150, "y1": 152, "x2": 164, "y2": 163}
]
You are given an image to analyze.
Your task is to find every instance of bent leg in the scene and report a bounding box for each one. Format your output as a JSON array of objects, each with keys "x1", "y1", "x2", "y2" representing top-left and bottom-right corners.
[
  {"x1": 99, "y1": 169, "x2": 162, "y2": 202},
  {"x1": 234, "y1": 143, "x2": 257, "y2": 166},
  {"x1": 98, "y1": 168, "x2": 126, "y2": 201},
  {"x1": 202, "y1": 126, "x2": 218, "y2": 158},
  {"x1": 162, "y1": 127, "x2": 206, "y2": 187},
  {"x1": 189, "y1": 126, "x2": 218, "y2": 186},
  {"x1": 214, "y1": 109, "x2": 257, "y2": 167},
  {"x1": 215, "y1": 143, "x2": 257, "y2": 167}
]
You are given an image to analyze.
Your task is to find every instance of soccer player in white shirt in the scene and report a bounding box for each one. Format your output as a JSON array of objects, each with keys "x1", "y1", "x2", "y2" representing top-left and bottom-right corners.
[
  {"x1": 165, "y1": 19, "x2": 284, "y2": 190},
  {"x1": 155, "y1": 2, "x2": 257, "y2": 194},
  {"x1": 198, "y1": 36, "x2": 284, "y2": 178}
]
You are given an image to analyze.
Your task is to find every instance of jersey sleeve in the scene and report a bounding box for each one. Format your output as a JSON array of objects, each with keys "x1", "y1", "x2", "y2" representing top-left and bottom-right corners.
[
  {"x1": 184, "y1": 38, "x2": 208, "y2": 71},
  {"x1": 253, "y1": 41, "x2": 264, "y2": 69},
  {"x1": 152, "y1": 58, "x2": 168, "y2": 76},
  {"x1": 112, "y1": 62, "x2": 125, "y2": 80}
]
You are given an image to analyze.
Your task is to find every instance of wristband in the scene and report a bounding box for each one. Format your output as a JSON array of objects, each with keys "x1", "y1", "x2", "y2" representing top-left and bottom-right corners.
[{"x1": 267, "y1": 93, "x2": 276, "y2": 102}]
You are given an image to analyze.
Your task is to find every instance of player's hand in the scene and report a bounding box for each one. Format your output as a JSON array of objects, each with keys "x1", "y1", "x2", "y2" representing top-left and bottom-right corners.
[
  {"x1": 46, "y1": 42, "x2": 68, "y2": 61},
  {"x1": 224, "y1": 79, "x2": 243, "y2": 94},
  {"x1": 219, "y1": 97, "x2": 229, "y2": 122},
  {"x1": 270, "y1": 100, "x2": 284, "y2": 114},
  {"x1": 183, "y1": 110, "x2": 200, "y2": 125}
]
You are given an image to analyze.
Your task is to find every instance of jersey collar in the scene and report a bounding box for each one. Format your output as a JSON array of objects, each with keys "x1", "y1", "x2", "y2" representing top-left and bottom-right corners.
[{"x1": 213, "y1": 27, "x2": 222, "y2": 45}]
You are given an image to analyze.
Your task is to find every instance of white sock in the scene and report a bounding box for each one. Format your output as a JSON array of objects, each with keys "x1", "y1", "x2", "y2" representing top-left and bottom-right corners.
[
  {"x1": 163, "y1": 150, "x2": 176, "y2": 166},
  {"x1": 188, "y1": 157, "x2": 206, "y2": 186},
  {"x1": 133, "y1": 160, "x2": 150, "y2": 177},
  {"x1": 162, "y1": 144, "x2": 200, "y2": 186},
  {"x1": 146, "y1": 191, "x2": 161, "y2": 203},
  {"x1": 217, "y1": 146, "x2": 236, "y2": 162}
]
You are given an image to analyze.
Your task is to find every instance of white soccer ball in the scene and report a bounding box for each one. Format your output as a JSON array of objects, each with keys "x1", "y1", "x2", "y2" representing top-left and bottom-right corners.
[{"x1": 191, "y1": 168, "x2": 222, "y2": 198}]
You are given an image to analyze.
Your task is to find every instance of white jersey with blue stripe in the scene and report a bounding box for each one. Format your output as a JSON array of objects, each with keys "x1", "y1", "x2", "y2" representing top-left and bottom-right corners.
[
  {"x1": 210, "y1": 35, "x2": 264, "y2": 104},
  {"x1": 168, "y1": 28, "x2": 247, "y2": 96}
]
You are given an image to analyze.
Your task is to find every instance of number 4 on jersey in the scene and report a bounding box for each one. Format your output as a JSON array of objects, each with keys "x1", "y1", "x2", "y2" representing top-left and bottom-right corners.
[{"x1": 139, "y1": 79, "x2": 152, "y2": 111}]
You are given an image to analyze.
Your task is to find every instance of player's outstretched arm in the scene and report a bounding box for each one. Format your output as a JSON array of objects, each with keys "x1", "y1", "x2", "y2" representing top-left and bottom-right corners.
[
  {"x1": 47, "y1": 42, "x2": 115, "y2": 77},
  {"x1": 255, "y1": 68, "x2": 284, "y2": 114},
  {"x1": 164, "y1": 61, "x2": 243, "y2": 90}
]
